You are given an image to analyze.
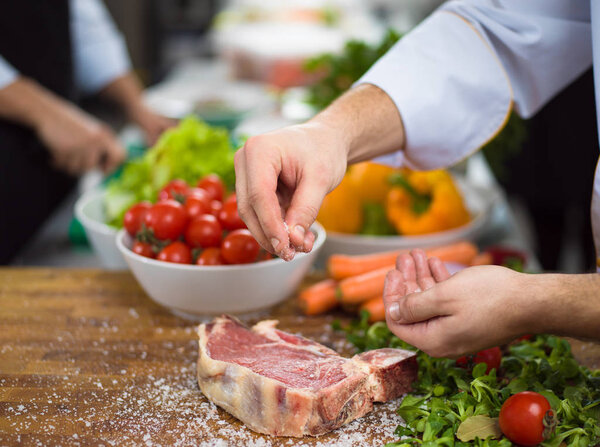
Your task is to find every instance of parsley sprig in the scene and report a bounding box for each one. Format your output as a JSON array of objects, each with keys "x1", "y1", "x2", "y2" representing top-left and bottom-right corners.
[{"x1": 334, "y1": 312, "x2": 600, "y2": 446}]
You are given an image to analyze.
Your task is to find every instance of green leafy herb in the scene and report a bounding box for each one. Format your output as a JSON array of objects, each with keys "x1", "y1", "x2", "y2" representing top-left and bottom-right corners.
[
  {"x1": 335, "y1": 311, "x2": 600, "y2": 446},
  {"x1": 303, "y1": 29, "x2": 402, "y2": 111}
]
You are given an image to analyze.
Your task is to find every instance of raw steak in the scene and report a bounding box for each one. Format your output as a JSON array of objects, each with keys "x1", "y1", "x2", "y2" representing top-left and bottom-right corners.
[{"x1": 196, "y1": 315, "x2": 418, "y2": 437}]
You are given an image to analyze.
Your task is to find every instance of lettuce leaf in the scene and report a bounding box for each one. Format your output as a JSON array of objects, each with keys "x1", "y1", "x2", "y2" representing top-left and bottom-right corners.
[{"x1": 104, "y1": 116, "x2": 236, "y2": 227}]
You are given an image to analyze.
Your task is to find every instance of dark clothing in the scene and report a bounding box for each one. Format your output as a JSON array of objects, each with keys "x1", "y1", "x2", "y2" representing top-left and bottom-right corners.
[
  {"x1": 0, "y1": 0, "x2": 77, "y2": 264},
  {"x1": 498, "y1": 68, "x2": 598, "y2": 272}
]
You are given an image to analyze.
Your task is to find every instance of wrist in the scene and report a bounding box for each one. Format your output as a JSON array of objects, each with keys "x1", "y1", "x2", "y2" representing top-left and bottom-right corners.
[
  {"x1": 309, "y1": 84, "x2": 405, "y2": 165},
  {"x1": 515, "y1": 272, "x2": 586, "y2": 336},
  {"x1": 509, "y1": 272, "x2": 547, "y2": 335},
  {"x1": 308, "y1": 112, "x2": 352, "y2": 162},
  {"x1": 0, "y1": 77, "x2": 59, "y2": 130},
  {"x1": 100, "y1": 73, "x2": 146, "y2": 122}
]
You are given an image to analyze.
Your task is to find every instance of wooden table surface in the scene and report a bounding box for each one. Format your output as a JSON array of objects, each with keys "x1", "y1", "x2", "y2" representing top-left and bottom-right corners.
[{"x1": 1, "y1": 269, "x2": 599, "y2": 447}]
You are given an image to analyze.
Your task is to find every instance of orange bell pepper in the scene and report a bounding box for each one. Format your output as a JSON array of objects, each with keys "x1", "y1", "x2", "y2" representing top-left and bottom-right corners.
[{"x1": 385, "y1": 170, "x2": 470, "y2": 235}]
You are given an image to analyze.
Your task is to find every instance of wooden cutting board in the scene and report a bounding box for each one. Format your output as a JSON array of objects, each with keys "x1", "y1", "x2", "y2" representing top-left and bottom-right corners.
[{"x1": 1, "y1": 269, "x2": 599, "y2": 447}]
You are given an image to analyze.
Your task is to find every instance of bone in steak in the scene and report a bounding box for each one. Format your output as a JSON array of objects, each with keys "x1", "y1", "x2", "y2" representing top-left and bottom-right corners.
[{"x1": 197, "y1": 315, "x2": 418, "y2": 437}]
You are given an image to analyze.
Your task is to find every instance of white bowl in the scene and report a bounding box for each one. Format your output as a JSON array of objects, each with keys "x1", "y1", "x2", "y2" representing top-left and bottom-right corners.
[
  {"x1": 74, "y1": 189, "x2": 128, "y2": 269},
  {"x1": 318, "y1": 179, "x2": 499, "y2": 259},
  {"x1": 115, "y1": 223, "x2": 326, "y2": 317}
]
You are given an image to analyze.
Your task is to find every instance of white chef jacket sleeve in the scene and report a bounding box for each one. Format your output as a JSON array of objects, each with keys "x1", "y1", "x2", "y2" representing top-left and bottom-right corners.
[
  {"x1": 357, "y1": 0, "x2": 592, "y2": 170},
  {"x1": 0, "y1": 55, "x2": 19, "y2": 90},
  {"x1": 71, "y1": 0, "x2": 132, "y2": 95}
]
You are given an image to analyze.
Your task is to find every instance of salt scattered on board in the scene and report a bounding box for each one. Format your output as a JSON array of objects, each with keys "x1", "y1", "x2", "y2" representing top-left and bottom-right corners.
[{"x1": 1, "y1": 314, "x2": 407, "y2": 446}]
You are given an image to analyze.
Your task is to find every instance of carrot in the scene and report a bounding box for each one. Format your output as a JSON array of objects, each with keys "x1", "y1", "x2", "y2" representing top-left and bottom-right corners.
[
  {"x1": 470, "y1": 251, "x2": 493, "y2": 266},
  {"x1": 328, "y1": 252, "x2": 404, "y2": 280},
  {"x1": 360, "y1": 296, "x2": 385, "y2": 322},
  {"x1": 336, "y1": 266, "x2": 391, "y2": 305},
  {"x1": 298, "y1": 279, "x2": 338, "y2": 315},
  {"x1": 426, "y1": 241, "x2": 479, "y2": 266},
  {"x1": 328, "y1": 240, "x2": 479, "y2": 280}
]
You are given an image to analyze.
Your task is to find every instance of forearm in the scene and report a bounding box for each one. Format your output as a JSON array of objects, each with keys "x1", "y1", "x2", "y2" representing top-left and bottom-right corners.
[
  {"x1": 309, "y1": 84, "x2": 405, "y2": 164},
  {"x1": 99, "y1": 72, "x2": 145, "y2": 118},
  {"x1": 524, "y1": 273, "x2": 600, "y2": 340},
  {"x1": 0, "y1": 77, "x2": 64, "y2": 129}
]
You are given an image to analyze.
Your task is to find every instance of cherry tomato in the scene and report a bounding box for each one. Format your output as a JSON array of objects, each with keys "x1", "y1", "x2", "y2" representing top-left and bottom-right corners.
[
  {"x1": 196, "y1": 247, "x2": 225, "y2": 265},
  {"x1": 131, "y1": 241, "x2": 155, "y2": 258},
  {"x1": 499, "y1": 391, "x2": 556, "y2": 446},
  {"x1": 473, "y1": 347, "x2": 502, "y2": 373},
  {"x1": 186, "y1": 187, "x2": 208, "y2": 199},
  {"x1": 455, "y1": 356, "x2": 469, "y2": 369},
  {"x1": 123, "y1": 201, "x2": 152, "y2": 237},
  {"x1": 517, "y1": 334, "x2": 533, "y2": 342},
  {"x1": 197, "y1": 174, "x2": 225, "y2": 202},
  {"x1": 218, "y1": 201, "x2": 246, "y2": 231},
  {"x1": 157, "y1": 241, "x2": 192, "y2": 264},
  {"x1": 257, "y1": 250, "x2": 274, "y2": 262},
  {"x1": 184, "y1": 190, "x2": 210, "y2": 220},
  {"x1": 185, "y1": 215, "x2": 222, "y2": 248},
  {"x1": 208, "y1": 199, "x2": 223, "y2": 218},
  {"x1": 223, "y1": 193, "x2": 237, "y2": 206},
  {"x1": 221, "y1": 229, "x2": 260, "y2": 264},
  {"x1": 144, "y1": 200, "x2": 188, "y2": 241},
  {"x1": 158, "y1": 179, "x2": 189, "y2": 202}
]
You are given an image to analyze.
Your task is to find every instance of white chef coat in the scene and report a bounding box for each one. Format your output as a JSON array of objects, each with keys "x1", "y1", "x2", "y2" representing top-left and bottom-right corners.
[
  {"x1": 0, "y1": 0, "x2": 130, "y2": 94},
  {"x1": 357, "y1": 0, "x2": 600, "y2": 270}
]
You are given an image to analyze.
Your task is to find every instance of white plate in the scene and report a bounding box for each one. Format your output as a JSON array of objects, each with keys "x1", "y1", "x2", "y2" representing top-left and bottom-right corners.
[{"x1": 318, "y1": 178, "x2": 499, "y2": 259}]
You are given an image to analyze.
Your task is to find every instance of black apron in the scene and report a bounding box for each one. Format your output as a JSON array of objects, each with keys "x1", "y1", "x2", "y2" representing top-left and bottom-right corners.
[{"x1": 0, "y1": 1, "x2": 77, "y2": 264}]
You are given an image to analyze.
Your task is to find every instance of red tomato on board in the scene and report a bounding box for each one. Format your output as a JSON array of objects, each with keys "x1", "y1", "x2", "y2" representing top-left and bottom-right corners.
[
  {"x1": 197, "y1": 174, "x2": 225, "y2": 202},
  {"x1": 157, "y1": 241, "x2": 192, "y2": 264},
  {"x1": 132, "y1": 241, "x2": 155, "y2": 258},
  {"x1": 499, "y1": 391, "x2": 556, "y2": 446},
  {"x1": 218, "y1": 201, "x2": 246, "y2": 231},
  {"x1": 221, "y1": 229, "x2": 260, "y2": 264},
  {"x1": 123, "y1": 201, "x2": 152, "y2": 237},
  {"x1": 473, "y1": 347, "x2": 502, "y2": 374},
  {"x1": 196, "y1": 247, "x2": 225, "y2": 266},
  {"x1": 144, "y1": 200, "x2": 188, "y2": 241},
  {"x1": 517, "y1": 334, "x2": 533, "y2": 342},
  {"x1": 455, "y1": 347, "x2": 502, "y2": 373},
  {"x1": 158, "y1": 179, "x2": 189, "y2": 202},
  {"x1": 185, "y1": 215, "x2": 222, "y2": 248},
  {"x1": 455, "y1": 356, "x2": 469, "y2": 369}
]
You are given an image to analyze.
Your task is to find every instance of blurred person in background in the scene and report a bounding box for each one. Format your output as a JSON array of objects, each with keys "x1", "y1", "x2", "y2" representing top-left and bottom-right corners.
[
  {"x1": 0, "y1": 0, "x2": 173, "y2": 264},
  {"x1": 234, "y1": 1, "x2": 600, "y2": 355}
]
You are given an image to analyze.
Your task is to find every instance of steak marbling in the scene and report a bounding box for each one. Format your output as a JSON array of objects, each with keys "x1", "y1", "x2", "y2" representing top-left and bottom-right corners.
[{"x1": 197, "y1": 315, "x2": 417, "y2": 437}]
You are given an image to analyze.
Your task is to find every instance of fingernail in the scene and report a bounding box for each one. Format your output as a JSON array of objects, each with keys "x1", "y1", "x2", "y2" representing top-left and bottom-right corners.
[
  {"x1": 303, "y1": 233, "x2": 313, "y2": 251},
  {"x1": 388, "y1": 302, "x2": 401, "y2": 321},
  {"x1": 294, "y1": 225, "x2": 305, "y2": 239},
  {"x1": 270, "y1": 238, "x2": 280, "y2": 251}
]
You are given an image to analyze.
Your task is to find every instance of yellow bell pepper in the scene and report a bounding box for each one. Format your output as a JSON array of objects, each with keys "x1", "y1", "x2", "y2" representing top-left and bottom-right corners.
[
  {"x1": 317, "y1": 173, "x2": 363, "y2": 234},
  {"x1": 347, "y1": 162, "x2": 400, "y2": 203},
  {"x1": 385, "y1": 170, "x2": 470, "y2": 235}
]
